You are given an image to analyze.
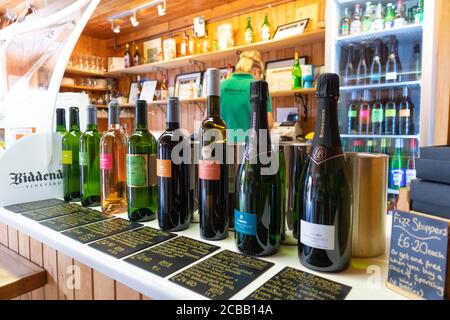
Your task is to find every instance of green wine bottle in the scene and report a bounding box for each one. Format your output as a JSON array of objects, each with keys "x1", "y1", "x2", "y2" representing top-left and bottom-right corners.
[
  {"x1": 235, "y1": 80, "x2": 282, "y2": 256},
  {"x1": 127, "y1": 100, "x2": 157, "y2": 222},
  {"x1": 298, "y1": 73, "x2": 352, "y2": 273},
  {"x1": 291, "y1": 52, "x2": 302, "y2": 89},
  {"x1": 62, "y1": 107, "x2": 81, "y2": 201},
  {"x1": 79, "y1": 105, "x2": 101, "y2": 207},
  {"x1": 56, "y1": 108, "x2": 66, "y2": 135}
]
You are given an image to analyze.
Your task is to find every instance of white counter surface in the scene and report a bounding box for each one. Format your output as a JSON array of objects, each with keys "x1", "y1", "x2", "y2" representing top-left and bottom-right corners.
[{"x1": 0, "y1": 205, "x2": 405, "y2": 300}]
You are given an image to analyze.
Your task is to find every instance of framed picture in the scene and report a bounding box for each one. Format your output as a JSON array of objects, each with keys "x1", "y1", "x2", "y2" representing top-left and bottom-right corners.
[
  {"x1": 163, "y1": 38, "x2": 177, "y2": 61},
  {"x1": 201, "y1": 66, "x2": 234, "y2": 97},
  {"x1": 273, "y1": 18, "x2": 310, "y2": 40},
  {"x1": 174, "y1": 72, "x2": 203, "y2": 99},
  {"x1": 217, "y1": 23, "x2": 234, "y2": 50},
  {"x1": 265, "y1": 57, "x2": 308, "y2": 91},
  {"x1": 139, "y1": 80, "x2": 158, "y2": 103},
  {"x1": 143, "y1": 38, "x2": 162, "y2": 63},
  {"x1": 128, "y1": 82, "x2": 139, "y2": 105}
]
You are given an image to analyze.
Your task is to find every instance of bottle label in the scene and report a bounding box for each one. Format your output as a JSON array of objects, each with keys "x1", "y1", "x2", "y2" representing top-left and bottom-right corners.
[
  {"x1": 157, "y1": 159, "x2": 172, "y2": 178},
  {"x1": 400, "y1": 109, "x2": 411, "y2": 117},
  {"x1": 372, "y1": 109, "x2": 384, "y2": 123},
  {"x1": 199, "y1": 160, "x2": 220, "y2": 180},
  {"x1": 62, "y1": 150, "x2": 72, "y2": 165},
  {"x1": 79, "y1": 152, "x2": 88, "y2": 166},
  {"x1": 386, "y1": 72, "x2": 397, "y2": 81},
  {"x1": 300, "y1": 220, "x2": 335, "y2": 250},
  {"x1": 100, "y1": 154, "x2": 113, "y2": 170},
  {"x1": 415, "y1": 13, "x2": 423, "y2": 24},
  {"x1": 180, "y1": 43, "x2": 187, "y2": 56},
  {"x1": 127, "y1": 154, "x2": 148, "y2": 187},
  {"x1": 389, "y1": 168, "x2": 406, "y2": 189},
  {"x1": 124, "y1": 56, "x2": 130, "y2": 68},
  {"x1": 359, "y1": 109, "x2": 370, "y2": 120},
  {"x1": 394, "y1": 18, "x2": 406, "y2": 28},
  {"x1": 385, "y1": 20, "x2": 394, "y2": 29},
  {"x1": 373, "y1": 19, "x2": 384, "y2": 31},
  {"x1": 340, "y1": 25, "x2": 349, "y2": 35},
  {"x1": 234, "y1": 209, "x2": 257, "y2": 236},
  {"x1": 385, "y1": 109, "x2": 397, "y2": 118},
  {"x1": 406, "y1": 169, "x2": 416, "y2": 185},
  {"x1": 309, "y1": 145, "x2": 344, "y2": 165},
  {"x1": 350, "y1": 21, "x2": 361, "y2": 34},
  {"x1": 245, "y1": 30, "x2": 253, "y2": 44},
  {"x1": 261, "y1": 26, "x2": 270, "y2": 41},
  {"x1": 292, "y1": 76, "x2": 302, "y2": 89},
  {"x1": 348, "y1": 110, "x2": 357, "y2": 118}
]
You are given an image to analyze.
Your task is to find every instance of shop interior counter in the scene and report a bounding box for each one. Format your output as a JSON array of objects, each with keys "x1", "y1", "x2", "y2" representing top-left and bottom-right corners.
[{"x1": 0, "y1": 204, "x2": 404, "y2": 300}]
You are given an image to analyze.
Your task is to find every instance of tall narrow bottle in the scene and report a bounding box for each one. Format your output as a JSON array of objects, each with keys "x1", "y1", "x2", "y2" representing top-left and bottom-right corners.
[
  {"x1": 180, "y1": 32, "x2": 188, "y2": 56},
  {"x1": 62, "y1": 107, "x2": 81, "y2": 201},
  {"x1": 356, "y1": 45, "x2": 369, "y2": 85},
  {"x1": 370, "y1": 41, "x2": 382, "y2": 84},
  {"x1": 415, "y1": 0, "x2": 424, "y2": 24},
  {"x1": 79, "y1": 105, "x2": 101, "y2": 207},
  {"x1": 384, "y1": 89, "x2": 397, "y2": 135},
  {"x1": 398, "y1": 87, "x2": 414, "y2": 135},
  {"x1": 347, "y1": 91, "x2": 359, "y2": 134},
  {"x1": 389, "y1": 139, "x2": 406, "y2": 190},
  {"x1": 386, "y1": 37, "x2": 398, "y2": 83},
  {"x1": 56, "y1": 108, "x2": 66, "y2": 135},
  {"x1": 344, "y1": 44, "x2": 355, "y2": 86},
  {"x1": 412, "y1": 44, "x2": 421, "y2": 81},
  {"x1": 124, "y1": 44, "x2": 131, "y2": 68},
  {"x1": 291, "y1": 52, "x2": 303, "y2": 89},
  {"x1": 350, "y1": 4, "x2": 362, "y2": 35},
  {"x1": 100, "y1": 102, "x2": 127, "y2": 214},
  {"x1": 394, "y1": 0, "x2": 406, "y2": 27},
  {"x1": 340, "y1": 8, "x2": 351, "y2": 36},
  {"x1": 406, "y1": 139, "x2": 417, "y2": 186},
  {"x1": 385, "y1": 3, "x2": 395, "y2": 29},
  {"x1": 261, "y1": 13, "x2": 271, "y2": 41},
  {"x1": 235, "y1": 80, "x2": 282, "y2": 256},
  {"x1": 127, "y1": 100, "x2": 157, "y2": 222},
  {"x1": 358, "y1": 89, "x2": 371, "y2": 134},
  {"x1": 373, "y1": 2, "x2": 385, "y2": 31},
  {"x1": 244, "y1": 17, "x2": 254, "y2": 44},
  {"x1": 371, "y1": 90, "x2": 384, "y2": 135},
  {"x1": 298, "y1": 73, "x2": 352, "y2": 273},
  {"x1": 198, "y1": 68, "x2": 228, "y2": 240},
  {"x1": 362, "y1": 2, "x2": 373, "y2": 32},
  {"x1": 157, "y1": 97, "x2": 191, "y2": 231},
  {"x1": 134, "y1": 45, "x2": 140, "y2": 66}
]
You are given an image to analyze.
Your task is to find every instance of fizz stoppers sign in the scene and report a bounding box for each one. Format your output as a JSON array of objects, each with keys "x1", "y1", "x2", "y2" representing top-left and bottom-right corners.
[{"x1": 387, "y1": 210, "x2": 449, "y2": 300}]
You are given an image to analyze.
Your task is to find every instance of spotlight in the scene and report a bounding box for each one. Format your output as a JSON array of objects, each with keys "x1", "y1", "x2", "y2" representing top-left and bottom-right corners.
[
  {"x1": 157, "y1": 0, "x2": 166, "y2": 16},
  {"x1": 130, "y1": 11, "x2": 139, "y2": 27},
  {"x1": 111, "y1": 21, "x2": 121, "y2": 34}
]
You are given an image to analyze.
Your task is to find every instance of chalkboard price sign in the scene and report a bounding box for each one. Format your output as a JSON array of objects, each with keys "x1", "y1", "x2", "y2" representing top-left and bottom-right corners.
[{"x1": 388, "y1": 210, "x2": 449, "y2": 300}]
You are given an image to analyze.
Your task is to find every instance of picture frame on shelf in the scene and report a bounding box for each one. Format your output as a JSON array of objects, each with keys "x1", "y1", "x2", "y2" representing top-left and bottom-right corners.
[
  {"x1": 174, "y1": 72, "x2": 203, "y2": 99},
  {"x1": 265, "y1": 57, "x2": 307, "y2": 91},
  {"x1": 163, "y1": 38, "x2": 177, "y2": 61},
  {"x1": 273, "y1": 18, "x2": 310, "y2": 40},
  {"x1": 201, "y1": 66, "x2": 234, "y2": 97},
  {"x1": 217, "y1": 23, "x2": 234, "y2": 50},
  {"x1": 143, "y1": 38, "x2": 162, "y2": 63},
  {"x1": 128, "y1": 82, "x2": 139, "y2": 105},
  {"x1": 139, "y1": 80, "x2": 158, "y2": 104}
]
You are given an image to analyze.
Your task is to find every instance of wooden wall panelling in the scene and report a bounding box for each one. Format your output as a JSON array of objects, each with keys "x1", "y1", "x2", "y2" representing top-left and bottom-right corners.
[
  {"x1": 18, "y1": 232, "x2": 32, "y2": 300},
  {"x1": 7, "y1": 226, "x2": 18, "y2": 253},
  {"x1": 57, "y1": 252, "x2": 75, "y2": 300},
  {"x1": 0, "y1": 222, "x2": 8, "y2": 247},
  {"x1": 116, "y1": 281, "x2": 142, "y2": 300},
  {"x1": 29, "y1": 238, "x2": 45, "y2": 300},
  {"x1": 42, "y1": 244, "x2": 59, "y2": 300},
  {"x1": 73, "y1": 260, "x2": 94, "y2": 300},
  {"x1": 93, "y1": 269, "x2": 116, "y2": 300}
]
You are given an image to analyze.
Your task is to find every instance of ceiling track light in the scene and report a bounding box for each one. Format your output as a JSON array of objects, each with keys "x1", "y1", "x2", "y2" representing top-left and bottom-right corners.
[
  {"x1": 111, "y1": 20, "x2": 121, "y2": 34},
  {"x1": 130, "y1": 10, "x2": 139, "y2": 27},
  {"x1": 157, "y1": 0, "x2": 166, "y2": 16}
]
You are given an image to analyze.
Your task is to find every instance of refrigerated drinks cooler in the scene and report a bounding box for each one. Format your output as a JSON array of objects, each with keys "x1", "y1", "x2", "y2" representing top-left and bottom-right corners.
[{"x1": 325, "y1": 0, "x2": 437, "y2": 208}]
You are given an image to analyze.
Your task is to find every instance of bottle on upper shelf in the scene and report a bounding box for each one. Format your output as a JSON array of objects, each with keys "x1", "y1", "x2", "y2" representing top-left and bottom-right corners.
[
  {"x1": 261, "y1": 13, "x2": 271, "y2": 41},
  {"x1": 350, "y1": 3, "x2": 362, "y2": 35},
  {"x1": 202, "y1": 31, "x2": 210, "y2": 53},
  {"x1": 124, "y1": 44, "x2": 131, "y2": 68},
  {"x1": 343, "y1": 44, "x2": 355, "y2": 86},
  {"x1": 245, "y1": 16, "x2": 254, "y2": 44},
  {"x1": 340, "y1": 7, "x2": 352, "y2": 36},
  {"x1": 134, "y1": 45, "x2": 140, "y2": 66},
  {"x1": 384, "y1": 3, "x2": 396, "y2": 29},
  {"x1": 160, "y1": 74, "x2": 168, "y2": 101},
  {"x1": 291, "y1": 52, "x2": 302, "y2": 89},
  {"x1": 362, "y1": 2, "x2": 374, "y2": 32},
  {"x1": 180, "y1": 32, "x2": 188, "y2": 57},
  {"x1": 373, "y1": 2, "x2": 385, "y2": 31},
  {"x1": 411, "y1": 43, "x2": 422, "y2": 81},
  {"x1": 189, "y1": 30, "x2": 196, "y2": 55},
  {"x1": 415, "y1": 0, "x2": 424, "y2": 24},
  {"x1": 356, "y1": 43, "x2": 370, "y2": 85},
  {"x1": 370, "y1": 40, "x2": 382, "y2": 84},
  {"x1": 386, "y1": 36, "x2": 400, "y2": 83},
  {"x1": 394, "y1": 0, "x2": 407, "y2": 28}
]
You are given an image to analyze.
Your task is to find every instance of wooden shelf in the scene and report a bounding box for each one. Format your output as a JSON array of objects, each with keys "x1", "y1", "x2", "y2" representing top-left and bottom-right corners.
[
  {"x1": 60, "y1": 84, "x2": 108, "y2": 92},
  {"x1": 270, "y1": 88, "x2": 316, "y2": 97},
  {"x1": 105, "y1": 30, "x2": 325, "y2": 76},
  {"x1": 65, "y1": 68, "x2": 106, "y2": 77}
]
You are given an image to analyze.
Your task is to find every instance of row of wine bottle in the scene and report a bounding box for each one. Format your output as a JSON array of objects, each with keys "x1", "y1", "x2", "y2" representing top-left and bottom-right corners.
[{"x1": 59, "y1": 71, "x2": 353, "y2": 273}]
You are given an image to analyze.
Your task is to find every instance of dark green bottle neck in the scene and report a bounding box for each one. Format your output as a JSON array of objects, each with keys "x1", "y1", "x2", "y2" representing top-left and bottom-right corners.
[
  {"x1": 56, "y1": 125, "x2": 66, "y2": 133},
  {"x1": 135, "y1": 123, "x2": 148, "y2": 131},
  {"x1": 207, "y1": 96, "x2": 220, "y2": 117},
  {"x1": 312, "y1": 97, "x2": 342, "y2": 149},
  {"x1": 86, "y1": 124, "x2": 98, "y2": 132}
]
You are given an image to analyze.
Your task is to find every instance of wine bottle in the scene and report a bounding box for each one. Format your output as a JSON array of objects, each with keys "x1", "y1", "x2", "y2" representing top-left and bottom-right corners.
[
  {"x1": 394, "y1": 0, "x2": 406, "y2": 27},
  {"x1": 371, "y1": 90, "x2": 384, "y2": 135},
  {"x1": 235, "y1": 80, "x2": 282, "y2": 256},
  {"x1": 198, "y1": 68, "x2": 229, "y2": 240},
  {"x1": 370, "y1": 41, "x2": 382, "y2": 84},
  {"x1": 385, "y1": 3, "x2": 395, "y2": 29},
  {"x1": 343, "y1": 44, "x2": 355, "y2": 86},
  {"x1": 79, "y1": 105, "x2": 101, "y2": 207},
  {"x1": 366, "y1": 139, "x2": 375, "y2": 153},
  {"x1": 353, "y1": 139, "x2": 363, "y2": 152},
  {"x1": 415, "y1": 0, "x2": 424, "y2": 24},
  {"x1": 124, "y1": 44, "x2": 131, "y2": 68},
  {"x1": 356, "y1": 44, "x2": 369, "y2": 85},
  {"x1": 62, "y1": 107, "x2": 81, "y2": 201},
  {"x1": 298, "y1": 73, "x2": 352, "y2": 273},
  {"x1": 358, "y1": 89, "x2": 371, "y2": 135},
  {"x1": 56, "y1": 108, "x2": 66, "y2": 135},
  {"x1": 291, "y1": 52, "x2": 302, "y2": 89},
  {"x1": 127, "y1": 100, "x2": 157, "y2": 222},
  {"x1": 389, "y1": 138, "x2": 406, "y2": 190},
  {"x1": 406, "y1": 139, "x2": 417, "y2": 186},
  {"x1": 100, "y1": 102, "x2": 127, "y2": 215},
  {"x1": 261, "y1": 13, "x2": 271, "y2": 41},
  {"x1": 361, "y1": 2, "x2": 373, "y2": 32},
  {"x1": 340, "y1": 7, "x2": 351, "y2": 36},
  {"x1": 134, "y1": 45, "x2": 140, "y2": 66},
  {"x1": 412, "y1": 44, "x2": 421, "y2": 81},
  {"x1": 384, "y1": 89, "x2": 397, "y2": 135},
  {"x1": 244, "y1": 17, "x2": 254, "y2": 44},
  {"x1": 373, "y1": 2, "x2": 385, "y2": 31},
  {"x1": 157, "y1": 97, "x2": 191, "y2": 231},
  {"x1": 347, "y1": 91, "x2": 359, "y2": 134},
  {"x1": 386, "y1": 36, "x2": 398, "y2": 83},
  {"x1": 350, "y1": 4, "x2": 362, "y2": 35},
  {"x1": 398, "y1": 87, "x2": 414, "y2": 135}
]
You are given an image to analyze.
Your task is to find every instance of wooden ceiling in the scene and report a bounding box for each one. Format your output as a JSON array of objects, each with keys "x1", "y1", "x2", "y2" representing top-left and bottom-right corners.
[{"x1": 83, "y1": 0, "x2": 242, "y2": 39}]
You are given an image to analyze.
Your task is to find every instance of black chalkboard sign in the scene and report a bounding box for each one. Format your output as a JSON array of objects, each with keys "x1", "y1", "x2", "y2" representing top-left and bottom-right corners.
[
  {"x1": 388, "y1": 210, "x2": 449, "y2": 300},
  {"x1": 169, "y1": 250, "x2": 274, "y2": 300},
  {"x1": 89, "y1": 227, "x2": 176, "y2": 258},
  {"x1": 246, "y1": 267, "x2": 352, "y2": 300},
  {"x1": 62, "y1": 218, "x2": 141, "y2": 243},
  {"x1": 125, "y1": 236, "x2": 219, "y2": 278},
  {"x1": 40, "y1": 209, "x2": 110, "y2": 232},
  {"x1": 4, "y1": 198, "x2": 65, "y2": 213},
  {"x1": 21, "y1": 203, "x2": 82, "y2": 221}
]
